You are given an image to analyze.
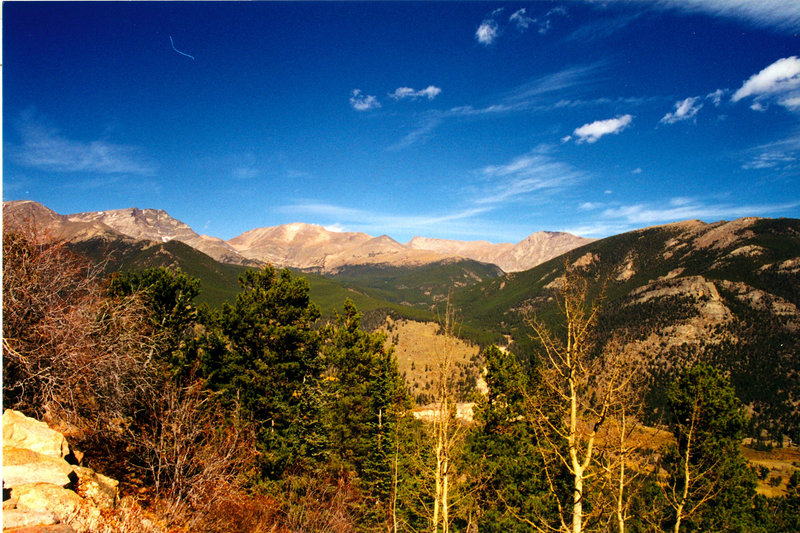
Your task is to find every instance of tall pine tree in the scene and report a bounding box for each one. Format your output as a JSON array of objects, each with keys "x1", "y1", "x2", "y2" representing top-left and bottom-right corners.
[
  {"x1": 210, "y1": 266, "x2": 326, "y2": 480},
  {"x1": 323, "y1": 299, "x2": 407, "y2": 525}
]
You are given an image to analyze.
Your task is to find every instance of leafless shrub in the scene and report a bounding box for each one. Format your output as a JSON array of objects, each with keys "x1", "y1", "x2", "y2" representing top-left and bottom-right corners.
[
  {"x1": 67, "y1": 495, "x2": 166, "y2": 533},
  {"x1": 2, "y1": 230, "x2": 158, "y2": 434},
  {"x1": 282, "y1": 471, "x2": 365, "y2": 533},
  {"x1": 131, "y1": 380, "x2": 258, "y2": 528}
]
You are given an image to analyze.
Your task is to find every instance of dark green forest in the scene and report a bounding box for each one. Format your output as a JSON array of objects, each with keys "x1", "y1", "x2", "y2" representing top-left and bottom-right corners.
[{"x1": 3, "y1": 230, "x2": 798, "y2": 532}]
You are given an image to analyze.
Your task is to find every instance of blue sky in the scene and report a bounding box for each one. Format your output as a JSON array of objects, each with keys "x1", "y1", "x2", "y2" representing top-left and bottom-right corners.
[{"x1": 4, "y1": 1, "x2": 800, "y2": 243}]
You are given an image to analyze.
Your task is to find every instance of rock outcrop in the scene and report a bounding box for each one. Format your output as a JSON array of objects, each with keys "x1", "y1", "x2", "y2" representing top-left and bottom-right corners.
[{"x1": 2, "y1": 410, "x2": 119, "y2": 532}]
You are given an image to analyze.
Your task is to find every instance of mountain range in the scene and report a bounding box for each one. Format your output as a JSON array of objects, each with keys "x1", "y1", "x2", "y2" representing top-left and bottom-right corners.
[
  {"x1": 2, "y1": 201, "x2": 593, "y2": 274},
  {"x1": 4, "y1": 200, "x2": 799, "y2": 440}
]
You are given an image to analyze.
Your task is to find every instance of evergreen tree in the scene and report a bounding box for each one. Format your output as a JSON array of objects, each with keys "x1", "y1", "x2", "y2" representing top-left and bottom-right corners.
[
  {"x1": 323, "y1": 299, "x2": 407, "y2": 517},
  {"x1": 465, "y1": 345, "x2": 553, "y2": 532},
  {"x1": 107, "y1": 267, "x2": 201, "y2": 377},
  {"x1": 662, "y1": 364, "x2": 760, "y2": 532},
  {"x1": 210, "y1": 266, "x2": 325, "y2": 480}
]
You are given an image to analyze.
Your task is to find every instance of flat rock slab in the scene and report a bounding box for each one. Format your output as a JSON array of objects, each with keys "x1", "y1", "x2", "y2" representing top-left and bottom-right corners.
[
  {"x1": 3, "y1": 447, "x2": 75, "y2": 489},
  {"x1": 1, "y1": 509, "x2": 58, "y2": 529},
  {"x1": 13, "y1": 483, "x2": 84, "y2": 522},
  {"x1": 3, "y1": 411, "x2": 70, "y2": 459},
  {"x1": 4, "y1": 525, "x2": 75, "y2": 533}
]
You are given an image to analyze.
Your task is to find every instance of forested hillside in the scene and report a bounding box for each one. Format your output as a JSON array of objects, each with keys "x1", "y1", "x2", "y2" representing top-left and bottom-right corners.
[
  {"x1": 3, "y1": 219, "x2": 799, "y2": 532},
  {"x1": 453, "y1": 218, "x2": 800, "y2": 442}
]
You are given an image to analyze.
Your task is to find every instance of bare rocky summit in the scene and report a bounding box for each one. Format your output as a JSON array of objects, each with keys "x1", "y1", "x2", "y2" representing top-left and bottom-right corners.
[
  {"x1": 67, "y1": 207, "x2": 256, "y2": 267},
  {"x1": 3, "y1": 201, "x2": 593, "y2": 273},
  {"x1": 407, "y1": 231, "x2": 594, "y2": 273}
]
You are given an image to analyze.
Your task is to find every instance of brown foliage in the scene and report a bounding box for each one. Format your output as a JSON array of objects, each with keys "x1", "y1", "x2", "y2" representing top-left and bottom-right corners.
[
  {"x1": 131, "y1": 381, "x2": 258, "y2": 528},
  {"x1": 3, "y1": 230, "x2": 158, "y2": 432}
]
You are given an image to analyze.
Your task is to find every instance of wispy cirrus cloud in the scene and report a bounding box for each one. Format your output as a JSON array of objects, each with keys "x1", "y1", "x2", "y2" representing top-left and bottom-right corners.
[
  {"x1": 476, "y1": 6, "x2": 567, "y2": 46},
  {"x1": 389, "y1": 85, "x2": 442, "y2": 101},
  {"x1": 661, "y1": 96, "x2": 703, "y2": 124},
  {"x1": 476, "y1": 147, "x2": 585, "y2": 204},
  {"x1": 391, "y1": 63, "x2": 605, "y2": 150},
  {"x1": 280, "y1": 201, "x2": 499, "y2": 240},
  {"x1": 563, "y1": 196, "x2": 800, "y2": 237},
  {"x1": 11, "y1": 114, "x2": 156, "y2": 175},
  {"x1": 601, "y1": 197, "x2": 800, "y2": 225},
  {"x1": 642, "y1": 0, "x2": 800, "y2": 33},
  {"x1": 389, "y1": 115, "x2": 443, "y2": 151},
  {"x1": 349, "y1": 89, "x2": 381, "y2": 111},
  {"x1": 567, "y1": 114, "x2": 634, "y2": 143},
  {"x1": 742, "y1": 131, "x2": 800, "y2": 170}
]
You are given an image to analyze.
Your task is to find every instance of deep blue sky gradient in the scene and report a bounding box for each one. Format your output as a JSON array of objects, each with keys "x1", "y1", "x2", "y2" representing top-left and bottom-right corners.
[{"x1": 4, "y1": 1, "x2": 800, "y2": 242}]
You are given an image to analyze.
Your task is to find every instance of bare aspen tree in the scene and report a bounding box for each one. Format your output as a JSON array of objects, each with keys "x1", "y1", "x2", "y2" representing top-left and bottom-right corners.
[
  {"x1": 526, "y1": 264, "x2": 639, "y2": 533},
  {"x1": 662, "y1": 394, "x2": 722, "y2": 533},
  {"x1": 429, "y1": 296, "x2": 467, "y2": 533},
  {"x1": 597, "y1": 340, "x2": 648, "y2": 533}
]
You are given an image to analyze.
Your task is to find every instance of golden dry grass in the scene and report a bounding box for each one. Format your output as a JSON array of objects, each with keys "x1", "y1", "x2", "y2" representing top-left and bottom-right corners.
[{"x1": 381, "y1": 317, "x2": 479, "y2": 399}]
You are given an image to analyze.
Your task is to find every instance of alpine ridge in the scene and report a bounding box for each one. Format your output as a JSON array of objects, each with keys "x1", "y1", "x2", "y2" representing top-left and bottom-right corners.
[{"x1": 3, "y1": 201, "x2": 592, "y2": 274}]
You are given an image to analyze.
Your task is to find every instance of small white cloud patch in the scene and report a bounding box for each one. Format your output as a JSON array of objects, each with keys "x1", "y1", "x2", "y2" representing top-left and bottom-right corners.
[
  {"x1": 661, "y1": 97, "x2": 703, "y2": 124},
  {"x1": 390, "y1": 85, "x2": 442, "y2": 101},
  {"x1": 706, "y1": 89, "x2": 725, "y2": 106},
  {"x1": 509, "y1": 8, "x2": 535, "y2": 30},
  {"x1": 573, "y1": 114, "x2": 633, "y2": 143},
  {"x1": 476, "y1": 19, "x2": 500, "y2": 45},
  {"x1": 349, "y1": 89, "x2": 381, "y2": 111}
]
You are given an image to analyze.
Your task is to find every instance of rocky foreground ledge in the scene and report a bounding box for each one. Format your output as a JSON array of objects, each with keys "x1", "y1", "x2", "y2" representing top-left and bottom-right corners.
[{"x1": 2, "y1": 409, "x2": 125, "y2": 532}]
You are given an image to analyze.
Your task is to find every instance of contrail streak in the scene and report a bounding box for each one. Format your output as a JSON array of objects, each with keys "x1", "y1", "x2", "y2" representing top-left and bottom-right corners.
[{"x1": 169, "y1": 35, "x2": 195, "y2": 60}]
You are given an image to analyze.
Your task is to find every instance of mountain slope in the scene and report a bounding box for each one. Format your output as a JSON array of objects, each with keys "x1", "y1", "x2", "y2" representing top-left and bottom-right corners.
[
  {"x1": 3, "y1": 200, "x2": 121, "y2": 243},
  {"x1": 407, "y1": 231, "x2": 594, "y2": 272},
  {"x1": 5, "y1": 201, "x2": 593, "y2": 274},
  {"x1": 453, "y1": 217, "x2": 800, "y2": 440},
  {"x1": 67, "y1": 207, "x2": 258, "y2": 267}
]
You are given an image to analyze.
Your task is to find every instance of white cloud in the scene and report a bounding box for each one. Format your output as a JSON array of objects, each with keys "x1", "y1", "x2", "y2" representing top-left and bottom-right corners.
[
  {"x1": 477, "y1": 147, "x2": 585, "y2": 204},
  {"x1": 743, "y1": 151, "x2": 796, "y2": 169},
  {"x1": 282, "y1": 201, "x2": 501, "y2": 240},
  {"x1": 731, "y1": 56, "x2": 800, "y2": 110},
  {"x1": 781, "y1": 95, "x2": 800, "y2": 109},
  {"x1": 390, "y1": 64, "x2": 605, "y2": 151},
  {"x1": 706, "y1": 89, "x2": 725, "y2": 106},
  {"x1": 12, "y1": 115, "x2": 156, "y2": 175},
  {"x1": 742, "y1": 132, "x2": 800, "y2": 170},
  {"x1": 600, "y1": 197, "x2": 800, "y2": 226},
  {"x1": 509, "y1": 8, "x2": 535, "y2": 30},
  {"x1": 632, "y1": 167, "x2": 643, "y2": 174},
  {"x1": 478, "y1": 6, "x2": 567, "y2": 46},
  {"x1": 233, "y1": 167, "x2": 259, "y2": 180},
  {"x1": 661, "y1": 97, "x2": 703, "y2": 124},
  {"x1": 389, "y1": 115, "x2": 443, "y2": 151},
  {"x1": 572, "y1": 114, "x2": 633, "y2": 143},
  {"x1": 389, "y1": 85, "x2": 442, "y2": 101},
  {"x1": 476, "y1": 19, "x2": 500, "y2": 45},
  {"x1": 349, "y1": 89, "x2": 381, "y2": 111},
  {"x1": 500, "y1": 62, "x2": 606, "y2": 106},
  {"x1": 645, "y1": 0, "x2": 800, "y2": 33}
]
